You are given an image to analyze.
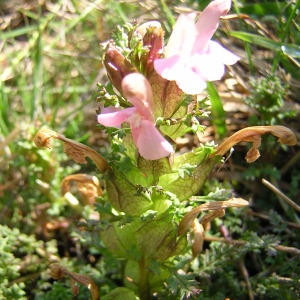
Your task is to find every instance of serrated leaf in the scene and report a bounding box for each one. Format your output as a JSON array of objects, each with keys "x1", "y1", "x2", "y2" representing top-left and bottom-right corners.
[
  {"x1": 135, "y1": 213, "x2": 176, "y2": 260},
  {"x1": 100, "y1": 220, "x2": 141, "y2": 259},
  {"x1": 137, "y1": 156, "x2": 172, "y2": 181},
  {"x1": 105, "y1": 170, "x2": 152, "y2": 215},
  {"x1": 159, "y1": 146, "x2": 217, "y2": 201},
  {"x1": 178, "y1": 163, "x2": 197, "y2": 179}
]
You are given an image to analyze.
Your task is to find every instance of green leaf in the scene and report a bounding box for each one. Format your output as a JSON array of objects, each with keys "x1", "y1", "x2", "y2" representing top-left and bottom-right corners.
[
  {"x1": 159, "y1": 105, "x2": 192, "y2": 138},
  {"x1": 135, "y1": 213, "x2": 177, "y2": 260},
  {"x1": 102, "y1": 287, "x2": 138, "y2": 300},
  {"x1": 229, "y1": 31, "x2": 300, "y2": 58},
  {"x1": 100, "y1": 220, "x2": 141, "y2": 259},
  {"x1": 159, "y1": 146, "x2": 217, "y2": 201},
  {"x1": 124, "y1": 260, "x2": 172, "y2": 293},
  {"x1": 0, "y1": 25, "x2": 38, "y2": 39},
  {"x1": 105, "y1": 170, "x2": 152, "y2": 215},
  {"x1": 149, "y1": 73, "x2": 193, "y2": 138},
  {"x1": 137, "y1": 156, "x2": 172, "y2": 182},
  {"x1": 100, "y1": 212, "x2": 179, "y2": 261}
]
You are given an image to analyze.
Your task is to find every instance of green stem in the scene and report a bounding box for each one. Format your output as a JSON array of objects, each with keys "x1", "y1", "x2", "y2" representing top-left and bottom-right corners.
[{"x1": 138, "y1": 256, "x2": 151, "y2": 300}]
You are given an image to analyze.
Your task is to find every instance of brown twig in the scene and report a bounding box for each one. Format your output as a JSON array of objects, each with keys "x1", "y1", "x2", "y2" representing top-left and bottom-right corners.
[
  {"x1": 239, "y1": 258, "x2": 254, "y2": 300},
  {"x1": 204, "y1": 236, "x2": 300, "y2": 256},
  {"x1": 262, "y1": 178, "x2": 300, "y2": 213},
  {"x1": 247, "y1": 210, "x2": 300, "y2": 230}
]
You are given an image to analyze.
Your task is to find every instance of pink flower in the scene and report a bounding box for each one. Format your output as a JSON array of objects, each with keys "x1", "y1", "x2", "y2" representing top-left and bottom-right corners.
[
  {"x1": 154, "y1": 0, "x2": 239, "y2": 95},
  {"x1": 97, "y1": 73, "x2": 174, "y2": 160}
]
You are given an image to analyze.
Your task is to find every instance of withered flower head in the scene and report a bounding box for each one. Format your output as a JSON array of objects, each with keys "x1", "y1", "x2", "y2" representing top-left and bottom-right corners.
[
  {"x1": 34, "y1": 128, "x2": 110, "y2": 173},
  {"x1": 213, "y1": 125, "x2": 297, "y2": 163},
  {"x1": 49, "y1": 263, "x2": 100, "y2": 300},
  {"x1": 178, "y1": 198, "x2": 249, "y2": 236}
]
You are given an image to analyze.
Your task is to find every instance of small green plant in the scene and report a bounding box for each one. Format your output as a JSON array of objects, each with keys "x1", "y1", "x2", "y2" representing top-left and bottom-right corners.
[
  {"x1": 245, "y1": 75, "x2": 296, "y2": 125},
  {"x1": 0, "y1": 225, "x2": 60, "y2": 299}
]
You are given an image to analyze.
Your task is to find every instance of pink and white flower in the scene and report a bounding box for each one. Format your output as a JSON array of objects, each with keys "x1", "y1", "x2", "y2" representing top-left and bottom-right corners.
[
  {"x1": 97, "y1": 73, "x2": 174, "y2": 160},
  {"x1": 154, "y1": 0, "x2": 239, "y2": 95}
]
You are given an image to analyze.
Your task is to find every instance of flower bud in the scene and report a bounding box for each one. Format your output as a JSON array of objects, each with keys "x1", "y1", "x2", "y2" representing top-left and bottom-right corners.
[
  {"x1": 136, "y1": 21, "x2": 164, "y2": 76},
  {"x1": 103, "y1": 42, "x2": 137, "y2": 93}
]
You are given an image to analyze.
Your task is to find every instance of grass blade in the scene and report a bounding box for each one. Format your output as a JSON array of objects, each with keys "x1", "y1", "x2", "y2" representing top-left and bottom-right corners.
[
  {"x1": 206, "y1": 82, "x2": 227, "y2": 139},
  {"x1": 229, "y1": 31, "x2": 300, "y2": 58}
]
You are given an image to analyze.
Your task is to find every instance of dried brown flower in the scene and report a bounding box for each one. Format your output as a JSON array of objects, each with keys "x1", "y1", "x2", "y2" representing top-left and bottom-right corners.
[
  {"x1": 61, "y1": 174, "x2": 102, "y2": 206},
  {"x1": 49, "y1": 263, "x2": 100, "y2": 300},
  {"x1": 213, "y1": 125, "x2": 297, "y2": 163},
  {"x1": 178, "y1": 198, "x2": 248, "y2": 235},
  {"x1": 191, "y1": 219, "x2": 205, "y2": 257},
  {"x1": 34, "y1": 128, "x2": 110, "y2": 173}
]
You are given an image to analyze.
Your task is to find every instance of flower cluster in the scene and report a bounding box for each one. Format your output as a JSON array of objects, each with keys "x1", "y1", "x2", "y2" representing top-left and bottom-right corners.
[{"x1": 97, "y1": 0, "x2": 239, "y2": 160}]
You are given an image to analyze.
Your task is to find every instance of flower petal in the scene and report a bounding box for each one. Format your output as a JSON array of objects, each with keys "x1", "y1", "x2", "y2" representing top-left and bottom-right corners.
[
  {"x1": 97, "y1": 107, "x2": 136, "y2": 127},
  {"x1": 175, "y1": 66, "x2": 207, "y2": 95},
  {"x1": 154, "y1": 55, "x2": 207, "y2": 94},
  {"x1": 190, "y1": 41, "x2": 239, "y2": 82},
  {"x1": 207, "y1": 41, "x2": 239, "y2": 65},
  {"x1": 165, "y1": 12, "x2": 197, "y2": 58},
  {"x1": 154, "y1": 55, "x2": 183, "y2": 81},
  {"x1": 131, "y1": 119, "x2": 173, "y2": 160},
  {"x1": 193, "y1": 0, "x2": 232, "y2": 53},
  {"x1": 155, "y1": 55, "x2": 208, "y2": 95},
  {"x1": 192, "y1": 52, "x2": 225, "y2": 82},
  {"x1": 122, "y1": 73, "x2": 155, "y2": 122}
]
